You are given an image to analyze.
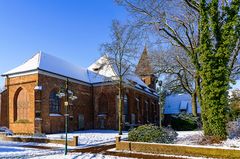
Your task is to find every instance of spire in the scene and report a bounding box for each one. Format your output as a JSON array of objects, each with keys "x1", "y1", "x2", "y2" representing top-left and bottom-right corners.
[{"x1": 135, "y1": 46, "x2": 154, "y2": 76}]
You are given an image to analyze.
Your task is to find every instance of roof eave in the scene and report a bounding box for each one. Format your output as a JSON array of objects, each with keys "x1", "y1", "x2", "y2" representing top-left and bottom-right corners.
[{"x1": 1, "y1": 69, "x2": 39, "y2": 77}]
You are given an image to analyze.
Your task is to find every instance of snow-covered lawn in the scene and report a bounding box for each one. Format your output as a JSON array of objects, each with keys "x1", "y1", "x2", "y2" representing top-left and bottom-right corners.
[
  {"x1": 0, "y1": 141, "x2": 132, "y2": 159},
  {"x1": 46, "y1": 130, "x2": 128, "y2": 148},
  {"x1": 176, "y1": 131, "x2": 240, "y2": 148},
  {"x1": 0, "y1": 129, "x2": 129, "y2": 159},
  {"x1": 7, "y1": 130, "x2": 128, "y2": 149},
  {"x1": 0, "y1": 141, "x2": 61, "y2": 158}
]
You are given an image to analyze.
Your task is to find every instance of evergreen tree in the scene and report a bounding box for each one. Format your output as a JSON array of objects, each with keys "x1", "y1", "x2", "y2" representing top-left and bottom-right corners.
[
  {"x1": 118, "y1": 0, "x2": 240, "y2": 139},
  {"x1": 199, "y1": 0, "x2": 239, "y2": 139}
]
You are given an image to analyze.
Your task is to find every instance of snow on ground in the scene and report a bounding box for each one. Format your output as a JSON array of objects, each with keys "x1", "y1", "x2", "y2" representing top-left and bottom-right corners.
[
  {"x1": 1, "y1": 130, "x2": 240, "y2": 158},
  {"x1": 219, "y1": 138, "x2": 240, "y2": 148},
  {"x1": 30, "y1": 153, "x2": 132, "y2": 159},
  {"x1": 0, "y1": 140, "x2": 61, "y2": 158},
  {"x1": 10, "y1": 130, "x2": 128, "y2": 149},
  {"x1": 0, "y1": 130, "x2": 129, "y2": 159},
  {"x1": 0, "y1": 141, "x2": 132, "y2": 159},
  {"x1": 176, "y1": 131, "x2": 240, "y2": 149},
  {"x1": 46, "y1": 130, "x2": 128, "y2": 148},
  {"x1": 175, "y1": 131, "x2": 203, "y2": 145}
]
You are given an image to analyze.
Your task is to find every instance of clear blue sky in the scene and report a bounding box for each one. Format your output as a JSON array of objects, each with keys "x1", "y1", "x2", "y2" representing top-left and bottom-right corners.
[{"x1": 0, "y1": 0, "x2": 128, "y2": 87}]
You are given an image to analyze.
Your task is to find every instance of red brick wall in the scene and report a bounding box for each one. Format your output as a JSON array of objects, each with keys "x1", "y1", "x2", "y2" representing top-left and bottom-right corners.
[
  {"x1": 3, "y1": 72, "x2": 159, "y2": 134},
  {"x1": 93, "y1": 84, "x2": 159, "y2": 130},
  {"x1": 93, "y1": 85, "x2": 118, "y2": 129},
  {"x1": 125, "y1": 87, "x2": 159, "y2": 126},
  {"x1": 38, "y1": 74, "x2": 93, "y2": 134},
  {"x1": 7, "y1": 74, "x2": 38, "y2": 134},
  {"x1": 0, "y1": 90, "x2": 9, "y2": 127}
]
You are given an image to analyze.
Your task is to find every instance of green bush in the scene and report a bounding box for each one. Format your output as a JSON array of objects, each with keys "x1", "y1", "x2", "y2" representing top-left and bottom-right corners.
[
  {"x1": 171, "y1": 113, "x2": 199, "y2": 131},
  {"x1": 128, "y1": 124, "x2": 177, "y2": 143}
]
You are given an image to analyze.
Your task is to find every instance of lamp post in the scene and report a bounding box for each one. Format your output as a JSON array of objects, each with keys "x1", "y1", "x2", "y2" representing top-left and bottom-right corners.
[
  {"x1": 158, "y1": 80, "x2": 162, "y2": 128},
  {"x1": 57, "y1": 79, "x2": 77, "y2": 155}
]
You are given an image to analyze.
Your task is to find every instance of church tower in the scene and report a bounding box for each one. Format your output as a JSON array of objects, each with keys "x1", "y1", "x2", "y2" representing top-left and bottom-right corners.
[{"x1": 136, "y1": 46, "x2": 157, "y2": 90}]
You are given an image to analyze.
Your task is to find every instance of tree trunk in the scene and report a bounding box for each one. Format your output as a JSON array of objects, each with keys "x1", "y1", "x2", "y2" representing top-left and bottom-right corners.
[
  {"x1": 118, "y1": 77, "x2": 123, "y2": 135},
  {"x1": 191, "y1": 91, "x2": 197, "y2": 117}
]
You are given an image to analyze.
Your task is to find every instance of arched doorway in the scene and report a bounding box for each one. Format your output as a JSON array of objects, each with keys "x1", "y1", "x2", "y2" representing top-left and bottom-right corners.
[{"x1": 14, "y1": 87, "x2": 29, "y2": 122}]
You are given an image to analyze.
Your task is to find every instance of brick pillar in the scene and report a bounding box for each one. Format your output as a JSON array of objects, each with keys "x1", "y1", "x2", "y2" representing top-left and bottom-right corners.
[
  {"x1": 34, "y1": 85, "x2": 42, "y2": 134},
  {"x1": 73, "y1": 136, "x2": 78, "y2": 146},
  {"x1": 115, "y1": 135, "x2": 121, "y2": 143}
]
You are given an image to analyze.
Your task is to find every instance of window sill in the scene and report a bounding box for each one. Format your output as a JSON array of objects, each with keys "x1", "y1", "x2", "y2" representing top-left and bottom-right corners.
[
  {"x1": 49, "y1": 113, "x2": 62, "y2": 117},
  {"x1": 97, "y1": 114, "x2": 107, "y2": 117}
]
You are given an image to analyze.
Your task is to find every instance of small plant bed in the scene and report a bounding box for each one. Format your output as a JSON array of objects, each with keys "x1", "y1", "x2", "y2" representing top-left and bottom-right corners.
[
  {"x1": 116, "y1": 124, "x2": 240, "y2": 158},
  {"x1": 176, "y1": 119, "x2": 240, "y2": 148},
  {"x1": 128, "y1": 124, "x2": 240, "y2": 149}
]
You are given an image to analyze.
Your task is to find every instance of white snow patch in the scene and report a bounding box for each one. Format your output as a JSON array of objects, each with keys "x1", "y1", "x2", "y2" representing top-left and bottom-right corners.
[
  {"x1": 34, "y1": 85, "x2": 42, "y2": 90},
  {"x1": 49, "y1": 113, "x2": 62, "y2": 117},
  {"x1": 46, "y1": 129, "x2": 128, "y2": 148},
  {"x1": 0, "y1": 126, "x2": 13, "y2": 135},
  {"x1": 176, "y1": 131, "x2": 240, "y2": 149},
  {"x1": 0, "y1": 141, "x2": 130, "y2": 159},
  {"x1": 0, "y1": 141, "x2": 61, "y2": 158}
]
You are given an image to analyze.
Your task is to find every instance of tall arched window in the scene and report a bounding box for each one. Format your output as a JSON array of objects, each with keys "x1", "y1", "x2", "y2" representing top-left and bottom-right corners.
[
  {"x1": 14, "y1": 88, "x2": 29, "y2": 121},
  {"x1": 123, "y1": 95, "x2": 129, "y2": 123},
  {"x1": 49, "y1": 91, "x2": 60, "y2": 114},
  {"x1": 98, "y1": 93, "x2": 108, "y2": 114}
]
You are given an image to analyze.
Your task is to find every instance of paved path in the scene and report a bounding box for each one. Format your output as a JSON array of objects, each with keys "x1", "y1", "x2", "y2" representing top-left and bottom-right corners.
[{"x1": 21, "y1": 143, "x2": 189, "y2": 159}]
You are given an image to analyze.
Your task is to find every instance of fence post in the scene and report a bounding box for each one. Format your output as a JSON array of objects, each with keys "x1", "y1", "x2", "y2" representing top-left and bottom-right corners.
[
  {"x1": 73, "y1": 136, "x2": 78, "y2": 146},
  {"x1": 115, "y1": 135, "x2": 121, "y2": 143}
]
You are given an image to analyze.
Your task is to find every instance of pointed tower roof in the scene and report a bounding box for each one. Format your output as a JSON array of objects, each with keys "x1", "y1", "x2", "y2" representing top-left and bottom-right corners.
[{"x1": 135, "y1": 46, "x2": 154, "y2": 76}]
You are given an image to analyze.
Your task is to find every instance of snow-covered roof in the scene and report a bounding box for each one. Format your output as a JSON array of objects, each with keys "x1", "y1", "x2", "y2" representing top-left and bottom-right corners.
[
  {"x1": 3, "y1": 52, "x2": 91, "y2": 83},
  {"x1": 2, "y1": 52, "x2": 158, "y2": 97},
  {"x1": 179, "y1": 101, "x2": 188, "y2": 110},
  {"x1": 88, "y1": 55, "x2": 158, "y2": 96},
  {"x1": 2, "y1": 52, "x2": 109, "y2": 84},
  {"x1": 88, "y1": 55, "x2": 117, "y2": 79},
  {"x1": 88, "y1": 55, "x2": 149, "y2": 88},
  {"x1": 164, "y1": 94, "x2": 201, "y2": 115}
]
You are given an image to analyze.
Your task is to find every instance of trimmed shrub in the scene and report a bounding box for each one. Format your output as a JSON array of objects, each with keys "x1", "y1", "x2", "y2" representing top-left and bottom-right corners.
[
  {"x1": 171, "y1": 113, "x2": 199, "y2": 131},
  {"x1": 128, "y1": 124, "x2": 177, "y2": 143}
]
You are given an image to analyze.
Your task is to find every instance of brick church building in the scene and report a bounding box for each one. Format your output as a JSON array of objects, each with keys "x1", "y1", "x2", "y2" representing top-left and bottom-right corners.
[{"x1": 0, "y1": 48, "x2": 159, "y2": 134}]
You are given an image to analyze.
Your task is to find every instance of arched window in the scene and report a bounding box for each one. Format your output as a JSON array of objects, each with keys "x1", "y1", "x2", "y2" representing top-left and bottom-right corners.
[
  {"x1": 49, "y1": 91, "x2": 60, "y2": 114},
  {"x1": 14, "y1": 88, "x2": 29, "y2": 121},
  {"x1": 98, "y1": 93, "x2": 108, "y2": 114},
  {"x1": 123, "y1": 95, "x2": 129, "y2": 123}
]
